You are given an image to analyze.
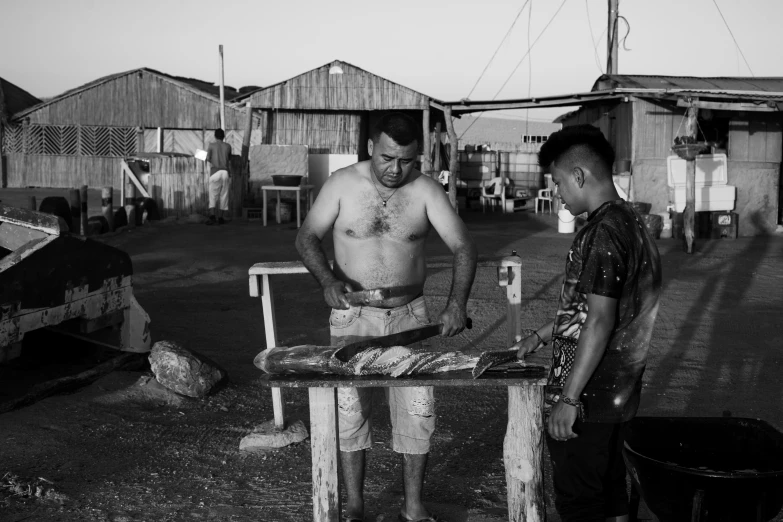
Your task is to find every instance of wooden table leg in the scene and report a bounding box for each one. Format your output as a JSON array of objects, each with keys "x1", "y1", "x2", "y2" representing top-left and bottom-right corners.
[
  {"x1": 260, "y1": 274, "x2": 285, "y2": 428},
  {"x1": 263, "y1": 190, "x2": 267, "y2": 227},
  {"x1": 309, "y1": 387, "x2": 340, "y2": 522},
  {"x1": 296, "y1": 189, "x2": 302, "y2": 228},
  {"x1": 504, "y1": 385, "x2": 545, "y2": 522}
]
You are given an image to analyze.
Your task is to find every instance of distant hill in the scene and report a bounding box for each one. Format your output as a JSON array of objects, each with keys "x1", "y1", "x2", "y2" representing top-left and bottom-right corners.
[{"x1": 452, "y1": 115, "x2": 560, "y2": 148}]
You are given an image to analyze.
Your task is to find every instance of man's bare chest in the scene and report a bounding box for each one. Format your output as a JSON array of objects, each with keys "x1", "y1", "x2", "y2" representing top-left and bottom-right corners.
[{"x1": 337, "y1": 191, "x2": 428, "y2": 241}]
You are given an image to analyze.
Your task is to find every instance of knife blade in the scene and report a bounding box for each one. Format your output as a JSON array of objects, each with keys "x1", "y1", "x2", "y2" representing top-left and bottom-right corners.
[
  {"x1": 344, "y1": 285, "x2": 422, "y2": 306},
  {"x1": 333, "y1": 318, "x2": 472, "y2": 362}
]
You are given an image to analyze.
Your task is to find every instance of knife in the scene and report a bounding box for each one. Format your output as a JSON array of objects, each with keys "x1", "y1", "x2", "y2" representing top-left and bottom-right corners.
[
  {"x1": 344, "y1": 285, "x2": 423, "y2": 306},
  {"x1": 333, "y1": 318, "x2": 472, "y2": 363}
]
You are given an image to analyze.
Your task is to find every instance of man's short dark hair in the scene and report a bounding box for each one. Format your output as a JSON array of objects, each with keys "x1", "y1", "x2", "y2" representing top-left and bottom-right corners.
[
  {"x1": 538, "y1": 124, "x2": 615, "y2": 173},
  {"x1": 371, "y1": 112, "x2": 420, "y2": 147},
  {"x1": 215, "y1": 128, "x2": 225, "y2": 140}
]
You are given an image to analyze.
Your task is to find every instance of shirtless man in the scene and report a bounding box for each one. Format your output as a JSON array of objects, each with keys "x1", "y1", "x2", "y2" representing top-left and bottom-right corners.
[{"x1": 296, "y1": 112, "x2": 477, "y2": 522}]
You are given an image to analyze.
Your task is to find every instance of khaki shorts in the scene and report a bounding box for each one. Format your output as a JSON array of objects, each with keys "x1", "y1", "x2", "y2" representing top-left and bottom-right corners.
[{"x1": 330, "y1": 296, "x2": 436, "y2": 454}]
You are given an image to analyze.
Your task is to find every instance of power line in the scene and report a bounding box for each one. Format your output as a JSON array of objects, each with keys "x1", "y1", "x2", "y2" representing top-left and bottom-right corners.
[
  {"x1": 465, "y1": 0, "x2": 531, "y2": 100},
  {"x1": 710, "y1": 0, "x2": 754, "y2": 76},
  {"x1": 525, "y1": 0, "x2": 533, "y2": 138},
  {"x1": 585, "y1": 0, "x2": 603, "y2": 74},
  {"x1": 460, "y1": 0, "x2": 568, "y2": 140}
]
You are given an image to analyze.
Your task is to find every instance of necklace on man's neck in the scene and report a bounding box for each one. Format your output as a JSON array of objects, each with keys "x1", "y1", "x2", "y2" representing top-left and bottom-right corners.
[{"x1": 371, "y1": 172, "x2": 399, "y2": 207}]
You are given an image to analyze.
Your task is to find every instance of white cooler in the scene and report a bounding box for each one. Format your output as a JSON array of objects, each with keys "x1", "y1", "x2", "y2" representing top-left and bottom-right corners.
[{"x1": 666, "y1": 154, "x2": 736, "y2": 212}]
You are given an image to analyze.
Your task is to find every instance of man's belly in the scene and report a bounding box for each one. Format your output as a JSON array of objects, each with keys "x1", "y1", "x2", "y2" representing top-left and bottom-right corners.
[{"x1": 333, "y1": 238, "x2": 426, "y2": 308}]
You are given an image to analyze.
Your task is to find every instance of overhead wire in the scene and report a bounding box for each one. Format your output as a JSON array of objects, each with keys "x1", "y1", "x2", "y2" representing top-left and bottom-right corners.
[
  {"x1": 465, "y1": 0, "x2": 531, "y2": 101},
  {"x1": 710, "y1": 0, "x2": 754, "y2": 76},
  {"x1": 585, "y1": 0, "x2": 603, "y2": 74},
  {"x1": 525, "y1": 0, "x2": 533, "y2": 139},
  {"x1": 459, "y1": 0, "x2": 568, "y2": 140}
]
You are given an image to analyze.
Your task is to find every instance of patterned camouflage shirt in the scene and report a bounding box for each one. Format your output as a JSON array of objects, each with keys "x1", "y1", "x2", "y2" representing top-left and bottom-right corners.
[{"x1": 547, "y1": 200, "x2": 662, "y2": 423}]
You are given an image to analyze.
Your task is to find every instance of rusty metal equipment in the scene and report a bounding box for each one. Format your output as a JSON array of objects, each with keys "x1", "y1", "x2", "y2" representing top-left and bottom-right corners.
[{"x1": 0, "y1": 205, "x2": 150, "y2": 363}]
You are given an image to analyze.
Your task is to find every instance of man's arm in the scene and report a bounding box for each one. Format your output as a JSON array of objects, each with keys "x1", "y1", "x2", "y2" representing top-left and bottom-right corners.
[
  {"x1": 205, "y1": 143, "x2": 213, "y2": 166},
  {"x1": 514, "y1": 320, "x2": 555, "y2": 357},
  {"x1": 295, "y1": 173, "x2": 351, "y2": 309},
  {"x1": 424, "y1": 177, "x2": 478, "y2": 336},
  {"x1": 548, "y1": 293, "x2": 617, "y2": 441}
]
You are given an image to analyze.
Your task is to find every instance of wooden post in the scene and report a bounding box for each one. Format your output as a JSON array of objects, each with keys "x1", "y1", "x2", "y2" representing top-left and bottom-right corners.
[
  {"x1": 499, "y1": 151, "x2": 507, "y2": 214},
  {"x1": 444, "y1": 105, "x2": 458, "y2": 211},
  {"x1": 240, "y1": 102, "x2": 253, "y2": 213},
  {"x1": 607, "y1": 0, "x2": 619, "y2": 74},
  {"x1": 422, "y1": 105, "x2": 431, "y2": 177},
  {"x1": 308, "y1": 387, "x2": 340, "y2": 522},
  {"x1": 79, "y1": 185, "x2": 89, "y2": 237},
  {"x1": 29, "y1": 196, "x2": 37, "y2": 211},
  {"x1": 505, "y1": 386, "x2": 545, "y2": 521},
  {"x1": 433, "y1": 122, "x2": 441, "y2": 177},
  {"x1": 504, "y1": 251, "x2": 523, "y2": 347},
  {"x1": 218, "y1": 45, "x2": 226, "y2": 131},
  {"x1": 684, "y1": 106, "x2": 699, "y2": 254},
  {"x1": 69, "y1": 189, "x2": 81, "y2": 234},
  {"x1": 136, "y1": 127, "x2": 144, "y2": 154},
  {"x1": 102, "y1": 186, "x2": 114, "y2": 232},
  {"x1": 125, "y1": 179, "x2": 137, "y2": 230},
  {"x1": 261, "y1": 274, "x2": 285, "y2": 428},
  {"x1": 156, "y1": 128, "x2": 164, "y2": 153}
]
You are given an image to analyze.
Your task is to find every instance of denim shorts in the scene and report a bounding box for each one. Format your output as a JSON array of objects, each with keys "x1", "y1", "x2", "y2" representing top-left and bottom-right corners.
[{"x1": 330, "y1": 296, "x2": 436, "y2": 454}]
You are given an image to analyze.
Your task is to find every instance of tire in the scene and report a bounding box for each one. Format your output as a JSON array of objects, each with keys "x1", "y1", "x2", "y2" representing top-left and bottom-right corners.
[
  {"x1": 138, "y1": 197, "x2": 160, "y2": 222},
  {"x1": 87, "y1": 215, "x2": 109, "y2": 235},
  {"x1": 113, "y1": 206, "x2": 128, "y2": 229},
  {"x1": 38, "y1": 196, "x2": 73, "y2": 232}
]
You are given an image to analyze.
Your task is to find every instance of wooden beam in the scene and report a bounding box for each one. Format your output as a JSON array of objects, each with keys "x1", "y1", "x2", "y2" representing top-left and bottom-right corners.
[
  {"x1": 433, "y1": 122, "x2": 441, "y2": 178},
  {"x1": 422, "y1": 105, "x2": 431, "y2": 176},
  {"x1": 309, "y1": 387, "x2": 340, "y2": 521},
  {"x1": 444, "y1": 106, "x2": 459, "y2": 211},
  {"x1": 684, "y1": 106, "x2": 699, "y2": 254},
  {"x1": 121, "y1": 161, "x2": 151, "y2": 199},
  {"x1": 676, "y1": 98, "x2": 776, "y2": 113},
  {"x1": 156, "y1": 128, "x2": 164, "y2": 152}
]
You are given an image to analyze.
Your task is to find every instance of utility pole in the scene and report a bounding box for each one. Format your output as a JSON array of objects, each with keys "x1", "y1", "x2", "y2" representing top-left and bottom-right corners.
[
  {"x1": 219, "y1": 45, "x2": 226, "y2": 131},
  {"x1": 607, "y1": 0, "x2": 619, "y2": 74}
]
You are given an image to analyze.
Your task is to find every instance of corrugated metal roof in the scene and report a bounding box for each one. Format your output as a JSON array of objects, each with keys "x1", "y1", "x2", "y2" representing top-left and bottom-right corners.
[{"x1": 593, "y1": 74, "x2": 783, "y2": 94}]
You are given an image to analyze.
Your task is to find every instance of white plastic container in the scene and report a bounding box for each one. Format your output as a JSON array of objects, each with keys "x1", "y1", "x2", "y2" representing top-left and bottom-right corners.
[
  {"x1": 558, "y1": 208, "x2": 576, "y2": 233},
  {"x1": 658, "y1": 212, "x2": 672, "y2": 239}
]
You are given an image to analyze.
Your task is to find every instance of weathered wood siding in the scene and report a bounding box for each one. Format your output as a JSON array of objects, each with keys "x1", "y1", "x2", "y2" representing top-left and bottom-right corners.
[
  {"x1": 145, "y1": 156, "x2": 244, "y2": 217},
  {"x1": 4, "y1": 153, "x2": 119, "y2": 187},
  {"x1": 20, "y1": 70, "x2": 263, "y2": 129},
  {"x1": 632, "y1": 98, "x2": 686, "y2": 160},
  {"x1": 560, "y1": 101, "x2": 633, "y2": 162},
  {"x1": 265, "y1": 111, "x2": 362, "y2": 154},
  {"x1": 728, "y1": 117, "x2": 782, "y2": 163},
  {"x1": 142, "y1": 129, "x2": 263, "y2": 155},
  {"x1": 241, "y1": 61, "x2": 430, "y2": 110}
]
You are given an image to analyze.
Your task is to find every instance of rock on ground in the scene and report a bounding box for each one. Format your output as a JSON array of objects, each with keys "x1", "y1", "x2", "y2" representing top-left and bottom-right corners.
[
  {"x1": 148, "y1": 341, "x2": 227, "y2": 398},
  {"x1": 239, "y1": 419, "x2": 309, "y2": 452}
]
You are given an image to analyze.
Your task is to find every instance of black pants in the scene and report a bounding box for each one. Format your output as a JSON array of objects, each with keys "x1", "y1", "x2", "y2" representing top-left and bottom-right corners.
[{"x1": 546, "y1": 420, "x2": 628, "y2": 522}]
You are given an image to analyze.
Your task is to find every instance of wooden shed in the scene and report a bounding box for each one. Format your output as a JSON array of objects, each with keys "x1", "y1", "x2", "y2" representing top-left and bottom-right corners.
[
  {"x1": 3, "y1": 68, "x2": 264, "y2": 189},
  {"x1": 557, "y1": 75, "x2": 783, "y2": 236},
  {"x1": 231, "y1": 60, "x2": 446, "y2": 196},
  {"x1": 0, "y1": 77, "x2": 41, "y2": 187}
]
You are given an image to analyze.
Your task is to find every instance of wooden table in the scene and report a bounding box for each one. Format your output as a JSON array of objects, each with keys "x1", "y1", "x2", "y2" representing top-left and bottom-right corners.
[
  {"x1": 260, "y1": 353, "x2": 551, "y2": 522},
  {"x1": 248, "y1": 254, "x2": 552, "y2": 521},
  {"x1": 261, "y1": 184, "x2": 315, "y2": 228}
]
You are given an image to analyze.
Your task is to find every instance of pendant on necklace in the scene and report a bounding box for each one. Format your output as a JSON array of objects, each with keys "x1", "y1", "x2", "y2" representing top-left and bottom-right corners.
[{"x1": 383, "y1": 201, "x2": 387, "y2": 207}]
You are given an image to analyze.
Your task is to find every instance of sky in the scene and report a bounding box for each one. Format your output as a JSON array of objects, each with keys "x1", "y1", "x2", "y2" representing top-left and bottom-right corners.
[{"x1": 2, "y1": 0, "x2": 782, "y2": 122}]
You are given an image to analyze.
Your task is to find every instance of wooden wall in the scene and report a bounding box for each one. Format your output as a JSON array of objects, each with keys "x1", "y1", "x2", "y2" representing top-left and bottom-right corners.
[
  {"x1": 264, "y1": 111, "x2": 363, "y2": 155},
  {"x1": 142, "y1": 128, "x2": 263, "y2": 155},
  {"x1": 559, "y1": 101, "x2": 634, "y2": 162},
  {"x1": 19, "y1": 70, "x2": 263, "y2": 130},
  {"x1": 632, "y1": 98, "x2": 686, "y2": 160},
  {"x1": 240, "y1": 61, "x2": 430, "y2": 111},
  {"x1": 4, "y1": 153, "x2": 119, "y2": 188},
  {"x1": 145, "y1": 156, "x2": 244, "y2": 217},
  {"x1": 728, "y1": 117, "x2": 782, "y2": 163}
]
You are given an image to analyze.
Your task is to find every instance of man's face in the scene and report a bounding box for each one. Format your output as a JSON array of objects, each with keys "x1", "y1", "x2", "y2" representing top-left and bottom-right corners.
[
  {"x1": 549, "y1": 162, "x2": 586, "y2": 216},
  {"x1": 368, "y1": 133, "x2": 418, "y2": 188}
]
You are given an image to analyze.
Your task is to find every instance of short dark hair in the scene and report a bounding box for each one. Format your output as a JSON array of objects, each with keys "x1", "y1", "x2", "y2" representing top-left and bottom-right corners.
[
  {"x1": 371, "y1": 112, "x2": 420, "y2": 147},
  {"x1": 214, "y1": 128, "x2": 225, "y2": 140},
  {"x1": 538, "y1": 124, "x2": 615, "y2": 172}
]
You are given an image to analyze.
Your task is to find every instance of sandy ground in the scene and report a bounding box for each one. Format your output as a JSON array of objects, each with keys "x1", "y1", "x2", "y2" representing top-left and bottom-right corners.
[{"x1": 1, "y1": 198, "x2": 782, "y2": 522}]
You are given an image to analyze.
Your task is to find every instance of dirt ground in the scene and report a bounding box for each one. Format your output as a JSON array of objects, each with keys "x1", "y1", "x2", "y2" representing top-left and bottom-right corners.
[{"x1": 1, "y1": 197, "x2": 782, "y2": 522}]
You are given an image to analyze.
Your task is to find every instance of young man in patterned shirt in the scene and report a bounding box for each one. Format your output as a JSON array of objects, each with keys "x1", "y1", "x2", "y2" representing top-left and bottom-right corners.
[{"x1": 515, "y1": 124, "x2": 662, "y2": 521}]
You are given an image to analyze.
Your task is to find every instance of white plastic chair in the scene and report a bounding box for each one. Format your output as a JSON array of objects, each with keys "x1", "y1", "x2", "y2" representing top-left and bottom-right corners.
[
  {"x1": 535, "y1": 189, "x2": 553, "y2": 214},
  {"x1": 480, "y1": 177, "x2": 511, "y2": 213}
]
